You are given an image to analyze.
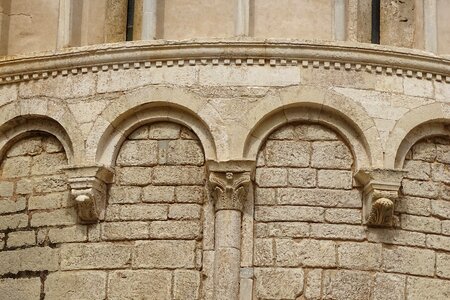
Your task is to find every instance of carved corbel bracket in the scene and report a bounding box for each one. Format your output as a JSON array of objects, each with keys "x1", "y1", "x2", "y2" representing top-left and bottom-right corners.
[
  {"x1": 207, "y1": 160, "x2": 255, "y2": 212},
  {"x1": 355, "y1": 168, "x2": 407, "y2": 227},
  {"x1": 64, "y1": 166, "x2": 114, "y2": 223}
]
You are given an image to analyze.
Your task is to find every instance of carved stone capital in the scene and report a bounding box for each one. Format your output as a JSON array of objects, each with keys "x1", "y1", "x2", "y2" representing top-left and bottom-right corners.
[
  {"x1": 355, "y1": 168, "x2": 407, "y2": 227},
  {"x1": 64, "y1": 166, "x2": 114, "y2": 223},
  {"x1": 207, "y1": 160, "x2": 255, "y2": 212}
]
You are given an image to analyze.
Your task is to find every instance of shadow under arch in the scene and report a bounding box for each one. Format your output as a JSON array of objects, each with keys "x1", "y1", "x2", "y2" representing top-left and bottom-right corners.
[
  {"x1": 0, "y1": 115, "x2": 74, "y2": 164},
  {"x1": 385, "y1": 102, "x2": 450, "y2": 169},
  {"x1": 243, "y1": 103, "x2": 375, "y2": 171},
  {"x1": 95, "y1": 102, "x2": 217, "y2": 166}
]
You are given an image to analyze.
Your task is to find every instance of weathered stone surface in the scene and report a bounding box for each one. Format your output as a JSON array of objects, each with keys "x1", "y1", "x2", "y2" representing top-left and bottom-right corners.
[
  {"x1": 426, "y1": 234, "x2": 450, "y2": 251},
  {"x1": 325, "y1": 208, "x2": 361, "y2": 224},
  {"x1": 0, "y1": 182, "x2": 14, "y2": 197},
  {"x1": 61, "y1": 243, "x2": 131, "y2": 270},
  {"x1": 254, "y1": 238, "x2": 274, "y2": 266},
  {"x1": 401, "y1": 214, "x2": 441, "y2": 234},
  {"x1": 0, "y1": 247, "x2": 59, "y2": 275},
  {"x1": 148, "y1": 122, "x2": 181, "y2": 139},
  {"x1": 175, "y1": 186, "x2": 205, "y2": 203},
  {"x1": 142, "y1": 185, "x2": 175, "y2": 203},
  {"x1": 133, "y1": 240, "x2": 196, "y2": 268},
  {"x1": 116, "y1": 167, "x2": 153, "y2": 186},
  {"x1": 48, "y1": 225, "x2": 87, "y2": 243},
  {"x1": 287, "y1": 168, "x2": 316, "y2": 187},
  {"x1": 368, "y1": 228, "x2": 426, "y2": 247},
  {"x1": 310, "y1": 223, "x2": 366, "y2": 241},
  {"x1": 311, "y1": 141, "x2": 352, "y2": 169},
  {"x1": 383, "y1": 246, "x2": 435, "y2": 276},
  {"x1": 372, "y1": 273, "x2": 406, "y2": 300},
  {"x1": 31, "y1": 152, "x2": 66, "y2": 175},
  {"x1": 437, "y1": 252, "x2": 450, "y2": 279},
  {"x1": 431, "y1": 200, "x2": 450, "y2": 219},
  {"x1": 0, "y1": 278, "x2": 41, "y2": 300},
  {"x1": 152, "y1": 166, "x2": 205, "y2": 185},
  {"x1": 277, "y1": 188, "x2": 362, "y2": 207},
  {"x1": 149, "y1": 220, "x2": 201, "y2": 239},
  {"x1": 106, "y1": 204, "x2": 168, "y2": 221},
  {"x1": 323, "y1": 270, "x2": 372, "y2": 300},
  {"x1": 109, "y1": 186, "x2": 142, "y2": 204},
  {"x1": 338, "y1": 242, "x2": 382, "y2": 270},
  {"x1": 102, "y1": 221, "x2": 149, "y2": 240},
  {"x1": 174, "y1": 270, "x2": 201, "y2": 299},
  {"x1": 2, "y1": 156, "x2": 31, "y2": 178},
  {"x1": 116, "y1": 140, "x2": 158, "y2": 166},
  {"x1": 166, "y1": 140, "x2": 204, "y2": 165},
  {"x1": 30, "y1": 208, "x2": 77, "y2": 227},
  {"x1": 265, "y1": 140, "x2": 310, "y2": 167},
  {"x1": 406, "y1": 277, "x2": 450, "y2": 300},
  {"x1": 404, "y1": 160, "x2": 431, "y2": 180},
  {"x1": 395, "y1": 196, "x2": 431, "y2": 216},
  {"x1": 6, "y1": 230, "x2": 35, "y2": 248},
  {"x1": 168, "y1": 204, "x2": 201, "y2": 220},
  {"x1": 28, "y1": 191, "x2": 70, "y2": 210},
  {"x1": 317, "y1": 169, "x2": 353, "y2": 189},
  {"x1": 0, "y1": 197, "x2": 26, "y2": 214},
  {"x1": 255, "y1": 222, "x2": 309, "y2": 238},
  {"x1": 254, "y1": 268, "x2": 304, "y2": 299},
  {"x1": 275, "y1": 239, "x2": 336, "y2": 267},
  {"x1": 305, "y1": 269, "x2": 322, "y2": 300},
  {"x1": 45, "y1": 271, "x2": 107, "y2": 300},
  {"x1": 0, "y1": 213, "x2": 28, "y2": 230},
  {"x1": 108, "y1": 270, "x2": 172, "y2": 300},
  {"x1": 255, "y1": 168, "x2": 288, "y2": 187},
  {"x1": 255, "y1": 205, "x2": 324, "y2": 222},
  {"x1": 402, "y1": 179, "x2": 439, "y2": 198}
]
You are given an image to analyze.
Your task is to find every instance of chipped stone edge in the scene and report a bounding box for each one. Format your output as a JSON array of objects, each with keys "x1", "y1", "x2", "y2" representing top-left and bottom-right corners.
[{"x1": 0, "y1": 39, "x2": 449, "y2": 85}]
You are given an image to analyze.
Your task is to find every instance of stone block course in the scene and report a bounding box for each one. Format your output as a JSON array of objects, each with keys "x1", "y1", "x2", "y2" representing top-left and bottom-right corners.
[
  {"x1": 61, "y1": 243, "x2": 131, "y2": 270},
  {"x1": 6, "y1": 230, "x2": 36, "y2": 248},
  {"x1": 317, "y1": 169, "x2": 353, "y2": 189},
  {"x1": 47, "y1": 225, "x2": 88, "y2": 243},
  {"x1": 311, "y1": 141, "x2": 352, "y2": 169},
  {"x1": 323, "y1": 270, "x2": 372, "y2": 300},
  {"x1": 324, "y1": 208, "x2": 361, "y2": 224},
  {"x1": 383, "y1": 246, "x2": 435, "y2": 276},
  {"x1": 338, "y1": 242, "x2": 382, "y2": 271},
  {"x1": 0, "y1": 213, "x2": 28, "y2": 230},
  {"x1": 174, "y1": 270, "x2": 201, "y2": 299},
  {"x1": 401, "y1": 214, "x2": 441, "y2": 234},
  {"x1": 116, "y1": 140, "x2": 158, "y2": 166},
  {"x1": 372, "y1": 273, "x2": 406, "y2": 300},
  {"x1": 275, "y1": 239, "x2": 336, "y2": 267},
  {"x1": 0, "y1": 197, "x2": 26, "y2": 214},
  {"x1": 152, "y1": 166, "x2": 204, "y2": 185},
  {"x1": 265, "y1": 140, "x2": 310, "y2": 167},
  {"x1": 310, "y1": 223, "x2": 366, "y2": 241},
  {"x1": 437, "y1": 253, "x2": 450, "y2": 279},
  {"x1": 106, "y1": 204, "x2": 168, "y2": 221},
  {"x1": 45, "y1": 271, "x2": 107, "y2": 300},
  {"x1": 406, "y1": 277, "x2": 450, "y2": 300},
  {"x1": 276, "y1": 188, "x2": 361, "y2": 207},
  {"x1": 102, "y1": 221, "x2": 149, "y2": 240},
  {"x1": 0, "y1": 246, "x2": 59, "y2": 275},
  {"x1": 287, "y1": 168, "x2": 316, "y2": 187},
  {"x1": 30, "y1": 207, "x2": 77, "y2": 227},
  {"x1": 133, "y1": 240, "x2": 196, "y2": 269},
  {"x1": 108, "y1": 270, "x2": 172, "y2": 300},
  {"x1": 0, "y1": 278, "x2": 42, "y2": 300},
  {"x1": 148, "y1": 220, "x2": 201, "y2": 239},
  {"x1": 255, "y1": 205, "x2": 325, "y2": 222},
  {"x1": 254, "y1": 268, "x2": 304, "y2": 299},
  {"x1": 109, "y1": 186, "x2": 142, "y2": 204},
  {"x1": 255, "y1": 222, "x2": 309, "y2": 238}
]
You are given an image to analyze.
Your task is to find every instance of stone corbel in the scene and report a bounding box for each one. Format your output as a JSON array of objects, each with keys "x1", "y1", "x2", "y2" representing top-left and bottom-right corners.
[
  {"x1": 207, "y1": 160, "x2": 255, "y2": 212},
  {"x1": 64, "y1": 166, "x2": 114, "y2": 223},
  {"x1": 355, "y1": 168, "x2": 407, "y2": 227}
]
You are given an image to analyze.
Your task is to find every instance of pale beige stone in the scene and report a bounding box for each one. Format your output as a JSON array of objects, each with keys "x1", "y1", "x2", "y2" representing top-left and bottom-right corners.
[
  {"x1": 48, "y1": 226, "x2": 87, "y2": 243},
  {"x1": 116, "y1": 140, "x2": 158, "y2": 166},
  {"x1": 254, "y1": 188, "x2": 276, "y2": 205},
  {"x1": 265, "y1": 140, "x2": 310, "y2": 167},
  {"x1": 0, "y1": 278, "x2": 41, "y2": 300},
  {"x1": 175, "y1": 186, "x2": 204, "y2": 203},
  {"x1": 45, "y1": 271, "x2": 107, "y2": 300},
  {"x1": 368, "y1": 228, "x2": 426, "y2": 247},
  {"x1": 437, "y1": 252, "x2": 450, "y2": 279},
  {"x1": 0, "y1": 197, "x2": 26, "y2": 214},
  {"x1": 325, "y1": 208, "x2": 361, "y2": 224},
  {"x1": 108, "y1": 270, "x2": 172, "y2": 300},
  {"x1": 402, "y1": 179, "x2": 439, "y2": 198},
  {"x1": 0, "y1": 182, "x2": 14, "y2": 197},
  {"x1": 275, "y1": 238, "x2": 336, "y2": 267},
  {"x1": 401, "y1": 214, "x2": 441, "y2": 233},
  {"x1": 311, "y1": 141, "x2": 353, "y2": 169},
  {"x1": 254, "y1": 268, "x2": 304, "y2": 299},
  {"x1": 6, "y1": 230, "x2": 35, "y2": 248},
  {"x1": 31, "y1": 152, "x2": 66, "y2": 175},
  {"x1": 323, "y1": 270, "x2": 372, "y2": 300},
  {"x1": 426, "y1": 234, "x2": 450, "y2": 251},
  {"x1": 148, "y1": 122, "x2": 181, "y2": 139},
  {"x1": 305, "y1": 269, "x2": 322, "y2": 300},
  {"x1": 30, "y1": 208, "x2": 77, "y2": 227},
  {"x1": 133, "y1": 240, "x2": 196, "y2": 268},
  {"x1": 372, "y1": 273, "x2": 406, "y2": 300},
  {"x1": 255, "y1": 222, "x2": 309, "y2": 238},
  {"x1": 255, "y1": 168, "x2": 288, "y2": 187},
  {"x1": 406, "y1": 277, "x2": 450, "y2": 300},
  {"x1": 277, "y1": 188, "x2": 362, "y2": 208},
  {"x1": 404, "y1": 160, "x2": 431, "y2": 180},
  {"x1": 383, "y1": 246, "x2": 435, "y2": 276},
  {"x1": 395, "y1": 196, "x2": 431, "y2": 216},
  {"x1": 2, "y1": 156, "x2": 31, "y2": 178},
  {"x1": 28, "y1": 191, "x2": 70, "y2": 210},
  {"x1": 0, "y1": 213, "x2": 28, "y2": 230},
  {"x1": 338, "y1": 242, "x2": 382, "y2": 271},
  {"x1": 142, "y1": 185, "x2": 175, "y2": 203},
  {"x1": 152, "y1": 166, "x2": 205, "y2": 185},
  {"x1": 310, "y1": 223, "x2": 366, "y2": 241},
  {"x1": 106, "y1": 204, "x2": 167, "y2": 221},
  {"x1": 254, "y1": 238, "x2": 274, "y2": 266},
  {"x1": 32, "y1": 175, "x2": 68, "y2": 193},
  {"x1": 174, "y1": 270, "x2": 201, "y2": 300},
  {"x1": 287, "y1": 168, "x2": 316, "y2": 187},
  {"x1": 0, "y1": 247, "x2": 59, "y2": 275},
  {"x1": 317, "y1": 169, "x2": 353, "y2": 189},
  {"x1": 149, "y1": 220, "x2": 201, "y2": 239},
  {"x1": 255, "y1": 205, "x2": 324, "y2": 222},
  {"x1": 116, "y1": 167, "x2": 153, "y2": 186},
  {"x1": 168, "y1": 204, "x2": 202, "y2": 220},
  {"x1": 102, "y1": 221, "x2": 149, "y2": 240},
  {"x1": 15, "y1": 179, "x2": 33, "y2": 195},
  {"x1": 61, "y1": 243, "x2": 131, "y2": 270},
  {"x1": 166, "y1": 140, "x2": 204, "y2": 165},
  {"x1": 108, "y1": 186, "x2": 142, "y2": 204}
]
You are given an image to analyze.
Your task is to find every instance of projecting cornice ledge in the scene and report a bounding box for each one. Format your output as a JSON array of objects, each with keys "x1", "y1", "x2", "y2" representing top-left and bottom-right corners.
[{"x1": 0, "y1": 39, "x2": 449, "y2": 85}]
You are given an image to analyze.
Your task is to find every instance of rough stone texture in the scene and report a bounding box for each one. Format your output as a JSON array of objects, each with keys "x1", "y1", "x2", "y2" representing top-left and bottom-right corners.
[
  {"x1": 133, "y1": 240, "x2": 196, "y2": 269},
  {"x1": 0, "y1": 277, "x2": 42, "y2": 300},
  {"x1": 254, "y1": 268, "x2": 304, "y2": 299},
  {"x1": 323, "y1": 270, "x2": 372, "y2": 300},
  {"x1": 45, "y1": 271, "x2": 107, "y2": 300}
]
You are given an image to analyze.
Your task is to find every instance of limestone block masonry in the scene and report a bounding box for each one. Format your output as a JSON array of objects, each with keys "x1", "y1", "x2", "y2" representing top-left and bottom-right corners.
[{"x1": 0, "y1": 40, "x2": 450, "y2": 299}]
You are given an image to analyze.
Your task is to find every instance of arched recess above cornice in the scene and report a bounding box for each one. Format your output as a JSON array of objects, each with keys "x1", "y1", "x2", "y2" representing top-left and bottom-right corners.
[
  {"x1": 0, "y1": 115, "x2": 74, "y2": 164},
  {"x1": 385, "y1": 102, "x2": 450, "y2": 169},
  {"x1": 0, "y1": 99, "x2": 83, "y2": 164},
  {"x1": 93, "y1": 101, "x2": 217, "y2": 167},
  {"x1": 242, "y1": 87, "x2": 382, "y2": 170}
]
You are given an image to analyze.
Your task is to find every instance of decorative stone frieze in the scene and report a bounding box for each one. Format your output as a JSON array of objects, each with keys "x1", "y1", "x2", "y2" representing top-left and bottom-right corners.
[
  {"x1": 64, "y1": 166, "x2": 114, "y2": 223},
  {"x1": 207, "y1": 160, "x2": 255, "y2": 212},
  {"x1": 355, "y1": 168, "x2": 407, "y2": 227}
]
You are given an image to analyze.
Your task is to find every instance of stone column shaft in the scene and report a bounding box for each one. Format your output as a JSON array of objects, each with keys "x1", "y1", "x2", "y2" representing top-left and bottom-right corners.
[
  {"x1": 142, "y1": 0, "x2": 157, "y2": 40},
  {"x1": 208, "y1": 161, "x2": 254, "y2": 300}
]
